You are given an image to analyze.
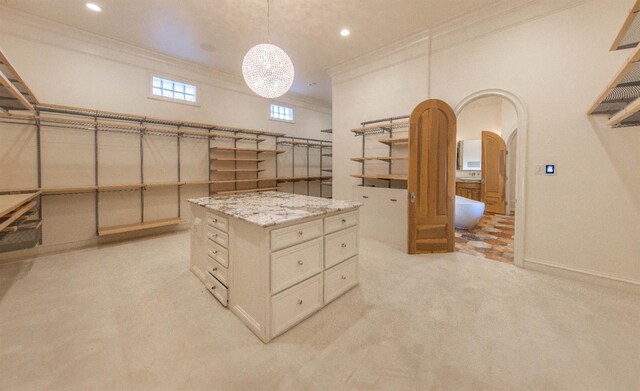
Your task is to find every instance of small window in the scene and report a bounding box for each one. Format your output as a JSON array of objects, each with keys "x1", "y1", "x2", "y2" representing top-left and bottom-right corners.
[
  {"x1": 151, "y1": 76, "x2": 197, "y2": 104},
  {"x1": 270, "y1": 103, "x2": 294, "y2": 122}
]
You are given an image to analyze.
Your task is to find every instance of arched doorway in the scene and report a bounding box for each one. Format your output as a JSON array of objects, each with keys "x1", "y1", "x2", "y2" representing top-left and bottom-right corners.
[{"x1": 454, "y1": 89, "x2": 528, "y2": 267}]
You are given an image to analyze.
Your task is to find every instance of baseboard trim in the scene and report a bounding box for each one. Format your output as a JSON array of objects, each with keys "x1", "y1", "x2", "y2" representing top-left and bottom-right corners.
[
  {"x1": 0, "y1": 224, "x2": 189, "y2": 265},
  {"x1": 524, "y1": 257, "x2": 640, "y2": 294}
]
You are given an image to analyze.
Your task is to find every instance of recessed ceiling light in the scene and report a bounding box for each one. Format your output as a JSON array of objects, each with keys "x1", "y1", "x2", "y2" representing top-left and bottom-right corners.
[
  {"x1": 86, "y1": 3, "x2": 102, "y2": 12},
  {"x1": 340, "y1": 28, "x2": 350, "y2": 37}
]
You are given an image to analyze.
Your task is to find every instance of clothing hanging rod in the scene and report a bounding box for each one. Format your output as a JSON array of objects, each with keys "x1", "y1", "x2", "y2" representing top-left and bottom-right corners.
[{"x1": 360, "y1": 114, "x2": 409, "y2": 126}]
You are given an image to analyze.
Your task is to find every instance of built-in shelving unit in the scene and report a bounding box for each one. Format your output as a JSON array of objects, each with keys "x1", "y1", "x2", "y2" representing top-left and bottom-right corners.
[
  {"x1": 351, "y1": 115, "x2": 409, "y2": 188},
  {"x1": 0, "y1": 191, "x2": 41, "y2": 251},
  {"x1": 590, "y1": 0, "x2": 640, "y2": 127},
  {"x1": 0, "y1": 48, "x2": 38, "y2": 112},
  {"x1": 611, "y1": 0, "x2": 640, "y2": 51},
  {"x1": 274, "y1": 135, "x2": 332, "y2": 198}
]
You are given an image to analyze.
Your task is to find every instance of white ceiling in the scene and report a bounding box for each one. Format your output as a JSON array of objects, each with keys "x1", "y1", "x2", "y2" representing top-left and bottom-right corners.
[{"x1": 3, "y1": 0, "x2": 510, "y2": 104}]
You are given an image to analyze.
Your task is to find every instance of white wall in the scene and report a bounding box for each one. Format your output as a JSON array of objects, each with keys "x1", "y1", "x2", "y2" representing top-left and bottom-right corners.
[
  {"x1": 332, "y1": 0, "x2": 640, "y2": 286},
  {"x1": 0, "y1": 12, "x2": 331, "y2": 252},
  {"x1": 332, "y1": 54, "x2": 430, "y2": 200},
  {"x1": 457, "y1": 97, "x2": 503, "y2": 141}
]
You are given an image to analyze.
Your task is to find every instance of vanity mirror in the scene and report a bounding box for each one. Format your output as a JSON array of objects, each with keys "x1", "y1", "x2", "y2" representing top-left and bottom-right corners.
[{"x1": 457, "y1": 139, "x2": 481, "y2": 170}]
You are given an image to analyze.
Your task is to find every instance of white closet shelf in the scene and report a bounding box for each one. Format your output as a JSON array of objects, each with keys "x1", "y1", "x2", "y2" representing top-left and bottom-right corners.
[{"x1": 611, "y1": 0, "x2": 640, "y2": 51}]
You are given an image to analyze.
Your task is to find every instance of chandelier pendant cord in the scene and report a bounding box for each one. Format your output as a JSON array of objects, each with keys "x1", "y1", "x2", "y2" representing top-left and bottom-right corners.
[{"x1": 267, "y1": 0, "x2": 271, "y2": 44}]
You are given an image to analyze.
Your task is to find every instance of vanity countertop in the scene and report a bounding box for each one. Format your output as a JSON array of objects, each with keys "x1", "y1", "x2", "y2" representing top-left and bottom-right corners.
[
  {"x1": 188, "y1": 191, "x2": 362, "y2": 227},
  {"x1": 456, "y1": 178, "x2": 482, "y2": 183}
]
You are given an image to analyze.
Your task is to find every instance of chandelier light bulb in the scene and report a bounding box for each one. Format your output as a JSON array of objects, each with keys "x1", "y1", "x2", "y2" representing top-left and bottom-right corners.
[{"x1": 242, "y1": 43, "x2": 295, "y2": 99}]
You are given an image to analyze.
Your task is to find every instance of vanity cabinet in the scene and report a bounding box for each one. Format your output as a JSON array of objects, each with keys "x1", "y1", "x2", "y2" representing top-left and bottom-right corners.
[
  {"x1": 189, "y1": 193, "x2": 361, "y2": 343},
  {"x1": 456, "y1": 181, "x2": 482, "y2": 201}
]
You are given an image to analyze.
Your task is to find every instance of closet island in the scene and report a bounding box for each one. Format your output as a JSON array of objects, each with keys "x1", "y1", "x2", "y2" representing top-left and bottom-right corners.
[{"x1": 189, "y1": 191, "x2": 361, "y2": 343}]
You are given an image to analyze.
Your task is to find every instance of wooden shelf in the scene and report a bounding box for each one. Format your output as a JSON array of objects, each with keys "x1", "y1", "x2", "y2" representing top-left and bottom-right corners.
[
  {"x1": 320, "y1": 128, "x2": 332, "y2": 134},
  {"x1": 378, "y1": 137, "x2": 409, "y2": 145},
  {"x1": 144, "y1": 182, "x2": 183, "y2": 189},
  {"x1": 322, "y1": 154, "x2": 332, "y2": 157},
  {"x1": 211, "y1": 169, "x2": 265, "y2": 173},
  {"x1": 98, "y1": 218, "x2": 185, "y2": 236},
  {"x1": 351, "y1": 120, "x2": 409, "y2": 135},
  {"x1": 210, "y1": 178, "x2": 278, "y2": 185},
  {"x1": 277, "y1": 140, "x2": 327, "y2": 148},
  {"x1": 321, "y1": 169, "x2": 333, "y2": 172},
  {"x1": 611, "y1": 0, "x2": 640, "y2": 51},
  {"x1": 210, "y1": 147, "x2": 284, "y2": 154},
  {"x1": 0, "y1": 192, "x2": 40, "y2": 219},
  {"x1": 321, "y1": 181, "x2": 332, "y2": 186},
  {"x1": 351, "y1": 174, "x2": 407, "y2": 181},
  {"x1": 276, "y1": 176, "x2": 331, "y2": 183},
  {"x1": 0, "y1": 48, "x2": 38, "y2": 111},
  {"x1": 41, "y1": 186, "x2": 97, "y2": 195},
  {"x1": 212, "y1": 158, "x2": 266, "y2": 163},
  {"x1": 213, "y1": 187, "x2": 278, "y2": 195},
  {"x1": 351, "y1": 156, "x2": 408, "y2": 162},
  {"x1": 589, "y1": 45, "x2": 640, "y2": 117}
]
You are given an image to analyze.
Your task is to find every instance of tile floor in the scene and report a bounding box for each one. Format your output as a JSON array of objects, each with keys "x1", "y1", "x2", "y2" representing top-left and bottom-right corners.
[{"x1": 455, "y1": 213, "x2": 515, "y2": 263}]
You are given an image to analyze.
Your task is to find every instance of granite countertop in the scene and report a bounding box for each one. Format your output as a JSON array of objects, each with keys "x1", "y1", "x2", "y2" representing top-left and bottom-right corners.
[{"x1": 188, "y1": 191, "x2": 362, "y2": 227}]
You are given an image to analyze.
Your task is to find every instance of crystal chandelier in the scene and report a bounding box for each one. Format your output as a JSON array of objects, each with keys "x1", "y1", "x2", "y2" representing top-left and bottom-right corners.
[{"x1": 242, "y1": 0, "x2": 294, "y2": 99}]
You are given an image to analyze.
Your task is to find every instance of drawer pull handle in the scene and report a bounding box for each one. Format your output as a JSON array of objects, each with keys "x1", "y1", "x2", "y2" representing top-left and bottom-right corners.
[
  {"x1": 341, "y1": 243, "x2": 347, "y2": 248},
  {"x1": 211, "y1": 285, "x2": 216, "y2": 290},
  {"x1": 210, "y1": 250, "x2": 218, "y2": 254},
  {"x1": 297, "y1": 260, "x2": 304, "y2": 265},
  {"x1": 297, "y1": 231, "x2": 303, "y2": 236},
  {"x1": 362, "y1": 196, "x2": 369, "y2": 199},
  {"x1": 298, "y1": 299, "x2": 303, "y2": 305},
  {"x1": 207, "y1": 269, "x2": 217, "y2": 278},
  {"x1": 341, "y1": 275, "x2": 347, "y2": 280},
  {"x1": 341, "y1": 218, "x2": 346, "y2": 223},
  {"x1": 213, "y1": 219, "x2": 218, "y2": 223},
  {"x1": 390, "y1": 199, "x2": 397, "y2": 202}
]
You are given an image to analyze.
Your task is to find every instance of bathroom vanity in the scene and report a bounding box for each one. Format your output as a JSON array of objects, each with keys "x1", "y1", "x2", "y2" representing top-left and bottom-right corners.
[
  {"x1": 455, "y1": 179, "x2": 482, "y2": 201},
  {"x1": 189, "y1": 191, "x2": 362, "y2": 343}
]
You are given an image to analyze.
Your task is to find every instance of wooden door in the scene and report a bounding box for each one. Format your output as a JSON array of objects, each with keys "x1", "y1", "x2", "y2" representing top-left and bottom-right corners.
[
  {"x1": 481, "y1": 131, "x2": 506, "y2": 214},
  {"x1": 408, "y1": 99, "x2": 457, "y2": 254}
]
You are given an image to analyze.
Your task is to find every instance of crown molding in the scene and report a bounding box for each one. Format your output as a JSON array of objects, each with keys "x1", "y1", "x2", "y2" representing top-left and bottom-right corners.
[
  {"x1": 328, "y1": 0, "x2": 589, "y2": 85},
  {"x1": 0, "y1": 6, "x2": 331, "y2": 113}
]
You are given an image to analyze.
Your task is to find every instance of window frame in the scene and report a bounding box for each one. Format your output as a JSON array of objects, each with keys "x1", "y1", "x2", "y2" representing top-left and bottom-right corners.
[
  {"x1": 269, "y1": 102, "x2": 295, "y2": 123},
  {"x1": 148, "y1": 74, "x2": 200, "y2": 106}
]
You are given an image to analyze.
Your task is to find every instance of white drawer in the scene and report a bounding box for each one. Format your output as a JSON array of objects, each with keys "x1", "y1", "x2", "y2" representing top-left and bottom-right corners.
[
  {"x1": 206, "y1": 258, "x2": 229, "y2": 287},
  {"x1": 324, "y1": 226, "x2": 358, "y2": 269},
  {"x1": 207, "y1": 225, "x2": 228, "y2": 248},
  {"x1": 204, "y1": 269, "x2": 228, "y2": 306},
  {"x1": 324, "y1": 256, "x2": 358, "y2": 304},
  {"x1": 206, "y1": 212, "x2": 228, "y2": 233},
  {"x1": 271, "y1": 219, "x2": 323, "y2": 251},
  {"x1": 271, "y1": 238, "x2": 323, "y2": 294},
  {"x1": 324, "y1": 211, "x2": 358, "y2": 234},
  {"x1": 207, "y1": 240, "x2": 229, "y2": 268},
  {"x1": 271, "y1": 274, "x2": 323, "y2": 337}
]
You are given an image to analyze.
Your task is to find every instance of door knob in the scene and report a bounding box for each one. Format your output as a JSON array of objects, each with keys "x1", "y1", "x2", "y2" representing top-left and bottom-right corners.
[
  {"x1": 341, "y1": 243, "x2": 347, "y2": 248},
  {"x1": 410, "y1": 192, "x2": 416, "y2": 203},
  {"x1": 298, "y1": 299, "x2": 303, "y2": 305},
  {"x1": 298, "y1": 260, "x2": 304, "y2": 265}
]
